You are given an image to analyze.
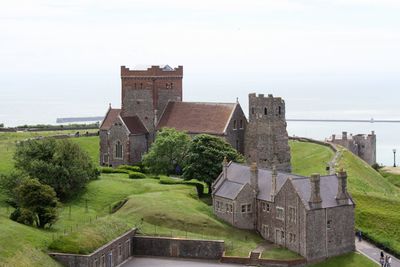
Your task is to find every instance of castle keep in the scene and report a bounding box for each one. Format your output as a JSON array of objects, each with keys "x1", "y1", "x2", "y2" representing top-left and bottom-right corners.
[
  {"x1": 100, "y1": 65, "x2": 291, "y2": 170},
  {"x1": 327, "y1": 131, "x2": 376, "y2": 165}
]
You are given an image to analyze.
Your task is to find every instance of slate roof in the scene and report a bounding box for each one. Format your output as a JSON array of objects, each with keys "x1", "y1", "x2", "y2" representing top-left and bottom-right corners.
[
  {"x1": 121, "y1": 116, "x2": 148, "y2": 135},
  {"x1": 100, "y1": 108, "x2": 121, "y2": 130},
  {"x1": 213, "y1": 162, "x2": 354, "y2": 210},
  {"x1": 157, "y1": 102, "x2": 237, "y2": 135}
]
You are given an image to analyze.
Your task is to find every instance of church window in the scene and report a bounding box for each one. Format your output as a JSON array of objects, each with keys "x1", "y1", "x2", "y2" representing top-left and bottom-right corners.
[
  {"x1": 166, "y1": 83, "x2": 169, "y2": 89},
  {"x1": 170, "y1": 83, "x2": 173, "y2": 89},
  {"x1": 327, "y1": 220, "x2": 332, "y2": 229},
  {"x1": 251, "y1": 107, "x2": 255, "y2": 114},
  {"x1": 233, "y1": 120, "x2": 237, "y2": 130},
  {"x1": 240, "y1": 120, "x2": 243, "y2": 129},
  {"x1": 278, "y1": 106, "x2": 282, "y2": 115},
  {"x1": 103, "y1": 154, "x2": 109, "y2": 164},
  {"x1": 276, "y1": 207, "x2": 284, "y2": 220},
  {"x1": 140, "y1": 83, "x2": 143, "y2": 89},
  {"x1": 264, "y1": 108, "x2": 267, "y2": 115},
  {"x1": 115, "y1": 141, "x2": 123, "y2": 159}
]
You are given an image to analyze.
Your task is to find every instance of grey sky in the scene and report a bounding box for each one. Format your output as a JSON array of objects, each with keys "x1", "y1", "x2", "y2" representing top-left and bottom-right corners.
[{"x1": 1, "y1": 0, "x2": 400, "y2": 126}]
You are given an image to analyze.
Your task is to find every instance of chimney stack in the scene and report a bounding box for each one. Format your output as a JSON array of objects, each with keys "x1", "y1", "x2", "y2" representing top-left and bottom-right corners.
[
  {"x1": 309, "y1": 173, "x2": 322, "y2": 209},
  {"x1": 250, "y1": 162, "x2": 259, "y2": 194},
  {"x1": 222, "y1": 157, "x2": 228, "y2": 181},
  {"x1": 271, "y1": 165, "x2": 277, "y2": 202},
  {"x1": 336, "y1": 169, "x2": 349, "y2": 205}
]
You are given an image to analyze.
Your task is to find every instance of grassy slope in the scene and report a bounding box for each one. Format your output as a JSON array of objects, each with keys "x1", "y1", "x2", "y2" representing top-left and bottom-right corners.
[
  {"x1": 0, "y1": 133, "x2": 391, "y2": 266},
  {"x1": 290, "y1": 140, "x2": 334, "y2": 176},
  {"x1": 309, "y1": 252, "x2": 377, "y2": 267}
]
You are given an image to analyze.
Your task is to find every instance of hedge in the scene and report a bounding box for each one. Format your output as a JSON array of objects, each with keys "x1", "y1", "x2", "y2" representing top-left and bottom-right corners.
[
  {"x1": 128, "y1": 171, "x2": 146, "y2": 179},
  {"x1": 100, "y1": 167, "x2": 129, "y2": 174},
  {"x1": 117, "y1": 165, "x2": 142, "y2": 172}
]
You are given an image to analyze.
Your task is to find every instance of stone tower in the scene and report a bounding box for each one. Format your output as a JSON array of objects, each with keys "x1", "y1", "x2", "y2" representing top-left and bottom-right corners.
[
  {"x1": 244, "y1": 93, "x2": 291, "y2": 172},
  {"x1": 120, "y1": 65, "x2": 183, "y2": 132}
]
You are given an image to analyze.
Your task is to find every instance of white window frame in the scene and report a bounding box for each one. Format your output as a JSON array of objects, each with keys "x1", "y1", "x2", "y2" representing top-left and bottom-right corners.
[
  {"x1": 261, "y1": 202, "x2": 270, "y2": 212},
  {"x1": 276, "y1": 207, "x2": 284, "y2": 221}
]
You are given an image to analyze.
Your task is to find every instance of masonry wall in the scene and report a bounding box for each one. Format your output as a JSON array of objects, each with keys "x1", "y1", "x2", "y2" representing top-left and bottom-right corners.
[
  {"x1": 49, "y1": 229, "x2": 136, "y2": 267},
  {"x1": 120, "y1": 66, "x2": 183, "y2": 132},
  {"x1": 306, "y1": 209, "x2": 326, "y2": 261},
  {"x1": 213, "y1": 196, "x2": 234, "y2": 225},
  {"x1": 233, "y1": 184, "x2": 256, "y2": 230},
  {"x1": 107, "y1": 117, "x2": 129, "y2": 167},
  {"x1": 99, "y1": 130, "x2": 109, "y2": 166},
  {"x1": 129, "y1": 134, "x2": 148, "y2": 163},
  {"x1": 132, "y1": 236, "x2": 224, "y2": 260},
  {"x1": 224, "y1": 104, "x2": 247, "y2": 155}
]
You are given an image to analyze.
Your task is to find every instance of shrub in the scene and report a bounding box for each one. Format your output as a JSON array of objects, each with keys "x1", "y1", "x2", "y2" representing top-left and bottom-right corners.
[
  {"x1": 128, "y1": 172, "x2": 146, "y2": 179},
  {"x1": 117, "y1": 165, "x2": 141, "y2": 172},
  {"x1": 100, "y1": 167, "x2": 129, "y2": 174},
  {"x1": 159, "y1": 176, "x2": 204, "y2": 197}
]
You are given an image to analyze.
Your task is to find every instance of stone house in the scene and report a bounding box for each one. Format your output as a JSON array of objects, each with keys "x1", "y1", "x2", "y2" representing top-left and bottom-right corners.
[
  {"x1": 212, "y1": 159, "x2": 355, "y2": 261},
  {"x1": 327, "y1": 131, "x2": 376, "y2": 165}
]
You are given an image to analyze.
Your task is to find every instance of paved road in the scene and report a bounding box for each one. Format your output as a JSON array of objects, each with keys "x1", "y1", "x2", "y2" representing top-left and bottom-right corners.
[
  {"x1": 121, "y1": 257, "x2": 244, "y2": 267},
  {"x1": 356, "y1": 239, "x2": 400, "y2": 267}
]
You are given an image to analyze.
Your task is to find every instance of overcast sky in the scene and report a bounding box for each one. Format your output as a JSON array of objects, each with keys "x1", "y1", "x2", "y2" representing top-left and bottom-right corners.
[{"x1": 1, "y1": 0, "x2": 400, "y2": 126}]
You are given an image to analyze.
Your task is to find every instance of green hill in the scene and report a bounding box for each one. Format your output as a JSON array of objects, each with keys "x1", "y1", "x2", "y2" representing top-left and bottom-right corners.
[{"x1": 0, "y1": 133, "x2": 391, "y2": 266}]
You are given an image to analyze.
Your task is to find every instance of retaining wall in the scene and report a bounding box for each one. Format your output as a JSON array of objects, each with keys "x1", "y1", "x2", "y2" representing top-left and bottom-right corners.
[
  {"x1": 132, "y1": 236, "x2": 224, "y2": 260},
  {"x1": 49, "y1": 228, "x2": 136, "y2": 267}
]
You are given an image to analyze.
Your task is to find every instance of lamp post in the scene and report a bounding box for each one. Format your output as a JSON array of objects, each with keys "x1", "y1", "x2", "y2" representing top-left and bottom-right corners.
[{"x1": 393, "y1": 149, "x2": 397, "y2": 167}]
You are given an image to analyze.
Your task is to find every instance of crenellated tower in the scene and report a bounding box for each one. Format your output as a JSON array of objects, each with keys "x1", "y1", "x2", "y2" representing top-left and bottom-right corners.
[
  {"x1": 244, "y1": 93, "x2": 291, "y2": 172},
  {"x1": 120, "y1": 65, "x2": 183, "y2": 132}
]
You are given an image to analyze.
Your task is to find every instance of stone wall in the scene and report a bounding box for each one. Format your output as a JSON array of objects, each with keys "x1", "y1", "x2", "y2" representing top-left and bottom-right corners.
[
  {"x1": 221, "y1": 252, "x2": 306, "y2": 267},
  {"x1": 49, "y1": 228, "x2": 136, "y2": 267},
  {"x1": 132, "y1": 236, "x2": 224, "y2": 260},
  {"x1": 224, "y1": 104, "x2": 247, "y2": 155}
]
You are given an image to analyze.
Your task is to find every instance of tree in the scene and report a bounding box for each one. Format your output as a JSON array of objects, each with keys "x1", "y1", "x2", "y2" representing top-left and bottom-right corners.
[
  {"x1": 11, "y1": 179, "x2": 59, "y2": 228},
  {"x1": 0, "y1": 123, "x2": 4, "y2": 128},
  {"x1": 183, "y1": 134, "x2": 245, "y2": 194},
  {"x1": 143, "y1": 128, "x2": 191, "y2": 175},
  {"x1": 0, "y1": 171, "x2": 29, "y2": 207},
  {"x1": 14, "y1": 138, "x2": 99, "y2": 201}
]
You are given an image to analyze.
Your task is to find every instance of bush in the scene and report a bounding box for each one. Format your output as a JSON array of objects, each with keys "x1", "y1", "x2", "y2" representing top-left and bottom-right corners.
[
  {"x1": 128, "y1": 172, "x2": 146, "y2": 179},
  {"x1": 100, "y1": 167, "x2": 129, "y2": 174},
  {"x1": 117, "y1": 165, "x2": 141, "y2": 172}
]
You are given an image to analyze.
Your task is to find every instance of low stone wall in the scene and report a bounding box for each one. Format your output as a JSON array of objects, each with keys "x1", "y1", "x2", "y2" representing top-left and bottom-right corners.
[
  {"x1": 221, "y1": 253, "x2": 306, "y2": 267},
  {"x1": 133, "y1": 236, "x2": 224, "y2": 260},
  {"x1": 49, "y1": 228, "x2": 136, "y2": 267}
]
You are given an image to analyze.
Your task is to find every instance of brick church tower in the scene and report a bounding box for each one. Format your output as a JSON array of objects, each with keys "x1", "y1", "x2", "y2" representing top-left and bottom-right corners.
[
  {"x1": 244, "y1": 93, "x2": 291, "y2": 172},
  {"x1": 120, "y1": 65, "x2": 183, "y2": 132}
]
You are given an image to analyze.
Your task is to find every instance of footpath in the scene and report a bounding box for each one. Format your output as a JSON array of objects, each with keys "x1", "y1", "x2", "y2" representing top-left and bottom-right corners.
[{"x1": 356, "y1": 239, "x2": 400, "y2": 267}]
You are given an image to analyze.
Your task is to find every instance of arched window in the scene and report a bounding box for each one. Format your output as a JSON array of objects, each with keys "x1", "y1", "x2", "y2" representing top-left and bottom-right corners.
[
  {"x1": 233, "y1": 120, "x2": 237, "y2": 130},
  {"x1": 278, "y1": 106, "x2": 282, "y2": 115},
  {"x1": 115, "y1": 141, "x2": 123, "y2": 159},
  {"x1": 264, "y1": 108, "x2": 267, "y2": 115}
]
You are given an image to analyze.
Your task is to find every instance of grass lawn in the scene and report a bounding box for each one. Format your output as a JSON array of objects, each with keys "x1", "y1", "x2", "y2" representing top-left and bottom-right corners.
[
  {"x1": 309, "y1": 252, "x2": 378, "y2": 267},
  {"x1": 261, "y1": 246, "x2": 303, "y2": 260},
  {"x1": 380, "y1": 168, "x2": 400, "y2": 188},
  {"x1": 290, "y1": 140, "x2": 334, "y2": 176}
]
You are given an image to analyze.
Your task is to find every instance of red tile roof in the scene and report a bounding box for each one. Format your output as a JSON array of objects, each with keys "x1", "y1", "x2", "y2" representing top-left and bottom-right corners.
[
  {"x1": 121, "y1": 116, "x2": 148, "y2": 135},
  {"x1": 157, "y1": 102, "x2": 236, "y2": 135},
  {"x1": 100, "y1": 108, "x2": 121, "y2": 130}
]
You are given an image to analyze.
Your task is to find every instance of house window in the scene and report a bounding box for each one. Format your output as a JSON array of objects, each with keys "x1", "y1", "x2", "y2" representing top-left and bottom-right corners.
[
  {"x1": 118, "y1": 244, "x2": 122, "y2": 256},
  {"x1": 327, "y1": 220, "x2": 332, "y2": 229},
  {"x1": 289, "y1": 206, "x2": 296, "y2": 224},
  {"x1": 241, "y1": 204, "x2": 246, "y2": 213},
  {"x1": 276, "y1": 207, "x2": 284, "y2": 220},
  {"x1": 115, "y1": 141, "x2": 123, "y2": 159},
  {"x1": 101, "y1": 255, "x2": 105, "y2": 267},
  {"x1": 226, "y1": 203, "x2": 230, "y2": 213},
  {"x1": 125, "y1": 239, "x2": 131, "y2": 257},
  {"x1": 289, "y1": 233, "x2": 296, "y2": 243},
  {"x1": 170, "y1": 83, "x2": 173, "y2": 89},
  {"x1": 239, "y1": 120, "x2": 243, "y2": 129},
  {"x1": 242, "y1": 203, "x2": 251, "y2": 213},
  {"x1": 94, "y1": 258, "x2": 99, "y2": 267},
  {"x1": 233, "y1": 120, "x2": 237, "y2": 130},
  {"x1": 166, "y1": 83, "x2": 169, "y2": 89},
  {"x1": 230, "y1": 204, "x2": 233, "y2": 213},
  {"x1": 264, "y1": 108, "x2": 267, "y2": 115},
  {"x1": 262, "y1": 224, "x2": 269, "y2": 237},
  {"x1": 261, "y1": 202, "x2": 270, "y2": 212}
]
